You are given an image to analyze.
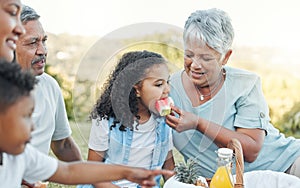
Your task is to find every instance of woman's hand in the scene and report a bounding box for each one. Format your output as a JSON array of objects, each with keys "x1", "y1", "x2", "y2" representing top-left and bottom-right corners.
[
  {"x1": 166, "y1": 105, "x2": 199, "y2": 132},
  {"x1": 166, "y1": 106, "x2": 265, "y2": 162}
]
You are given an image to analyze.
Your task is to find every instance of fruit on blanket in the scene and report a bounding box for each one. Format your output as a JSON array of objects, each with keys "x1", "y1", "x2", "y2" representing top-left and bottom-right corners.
[
  {"x1": 164, "y1": 158, "x2": 208, "y2": 187},
  {"x1": 175, "y1": 159, "x2": 201, "y2": 185},
  {"x1": 155, "y1": 97, "x2": 174, "y2": 116}
]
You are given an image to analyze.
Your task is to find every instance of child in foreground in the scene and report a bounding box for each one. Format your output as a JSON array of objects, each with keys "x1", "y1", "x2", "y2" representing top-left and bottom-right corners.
[{"x1": 0, "y1": 60, "x2": 173, "y2": 187}]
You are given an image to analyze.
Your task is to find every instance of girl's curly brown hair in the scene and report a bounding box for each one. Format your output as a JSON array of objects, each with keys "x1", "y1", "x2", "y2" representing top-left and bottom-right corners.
[{"x1": 91, "y1": 50, "x2": 167, "y2": 131}]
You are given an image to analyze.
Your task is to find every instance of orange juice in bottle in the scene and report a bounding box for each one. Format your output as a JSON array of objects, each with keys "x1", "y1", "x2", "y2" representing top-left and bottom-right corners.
[{"x1": 210, "y1": 148, "x2": 234, "y2": 188}]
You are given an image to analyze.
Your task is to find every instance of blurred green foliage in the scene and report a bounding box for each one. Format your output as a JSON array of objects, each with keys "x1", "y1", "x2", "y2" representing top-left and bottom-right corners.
[
  {"x1": 45, "y1": 65, "x2": 74, "y2": 120},
  {"x1": 275, "y1": 101, "x2": 300, "y2": 138}
]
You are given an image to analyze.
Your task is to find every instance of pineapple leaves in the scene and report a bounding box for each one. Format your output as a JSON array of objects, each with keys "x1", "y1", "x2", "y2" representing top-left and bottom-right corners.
[{"x1": 174, "y1": 158, "x2": 202, "y2": 184}]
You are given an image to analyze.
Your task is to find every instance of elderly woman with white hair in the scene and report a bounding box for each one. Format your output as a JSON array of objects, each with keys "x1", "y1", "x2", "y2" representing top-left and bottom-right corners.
[{"x1": 166, "y1": 8, "x2": 300, "y2": 179}]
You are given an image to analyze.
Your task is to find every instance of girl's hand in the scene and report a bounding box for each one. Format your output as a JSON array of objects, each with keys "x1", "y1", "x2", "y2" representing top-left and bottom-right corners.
[{"x1": 166, "y1": 105, "x2": 199, "y2": 132}]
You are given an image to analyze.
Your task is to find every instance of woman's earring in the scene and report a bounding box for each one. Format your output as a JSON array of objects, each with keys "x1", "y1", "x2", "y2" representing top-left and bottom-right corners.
[{"x1": 222, "y1": 67, "x2": 226, "y2": 75}]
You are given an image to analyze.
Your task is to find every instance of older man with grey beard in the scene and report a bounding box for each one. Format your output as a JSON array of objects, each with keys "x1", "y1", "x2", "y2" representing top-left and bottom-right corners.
[{"x1": 15, "y1": 4, "x2": 81, "y2": 164}]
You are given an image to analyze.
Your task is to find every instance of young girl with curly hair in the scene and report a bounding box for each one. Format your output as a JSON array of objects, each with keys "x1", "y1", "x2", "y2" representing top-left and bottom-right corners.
[{"x1": 80, "y1": 50, "x2": 175, "y2": 188}]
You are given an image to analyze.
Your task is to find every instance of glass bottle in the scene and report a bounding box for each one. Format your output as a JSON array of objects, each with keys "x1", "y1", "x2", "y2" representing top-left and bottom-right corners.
[{"x1": 210, "y1": 148, "x2": 234, "y2": 188}]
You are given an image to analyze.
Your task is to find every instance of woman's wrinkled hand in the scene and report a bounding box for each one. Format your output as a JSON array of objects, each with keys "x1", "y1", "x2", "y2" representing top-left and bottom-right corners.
[{"x1": 166, "y1": 105, "x2": 199, "y2": 132}]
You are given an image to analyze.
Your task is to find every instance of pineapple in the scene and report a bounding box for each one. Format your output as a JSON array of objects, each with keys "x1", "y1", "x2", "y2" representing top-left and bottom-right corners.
[
  {"x1": 174, "y1": 158, "x2": 205, "y2": 186},
  {"x1": 163, "y1": 158, "x2": 208, "y2": 188}
]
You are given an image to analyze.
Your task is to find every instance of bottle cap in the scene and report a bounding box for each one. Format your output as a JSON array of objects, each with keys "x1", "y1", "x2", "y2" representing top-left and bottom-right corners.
[{"x1": 217, "y1": 148, "x2": 233, "y2": 158}]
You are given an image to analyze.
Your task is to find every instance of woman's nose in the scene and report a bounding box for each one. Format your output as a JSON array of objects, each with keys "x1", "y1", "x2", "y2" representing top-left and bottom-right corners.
[
  {"x1": 14, "y1": 20, "x2": 26, "y2": 36},
  {"x1": 191, "y1": 58, "x2": 202, "y2": 68}
]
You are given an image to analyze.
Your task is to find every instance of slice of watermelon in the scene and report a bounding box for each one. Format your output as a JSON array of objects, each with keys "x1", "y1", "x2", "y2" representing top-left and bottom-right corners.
[{"x1": 155, "y1": 97, "x2": 174, "y2": 116}]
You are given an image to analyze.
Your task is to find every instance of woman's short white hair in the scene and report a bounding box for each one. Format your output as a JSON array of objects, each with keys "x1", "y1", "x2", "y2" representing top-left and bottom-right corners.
[{"x1": 183, "y1": 8, "x2": 234, "y2": 56}]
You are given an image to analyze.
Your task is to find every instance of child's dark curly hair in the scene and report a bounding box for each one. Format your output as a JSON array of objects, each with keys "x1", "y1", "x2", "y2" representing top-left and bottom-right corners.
[
  {"x1": 0, "y1": 59, "x2": 37, "y2": 113},
  {"x1": 91, "y1": 50, "x2": 167, "y2": 130}
]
